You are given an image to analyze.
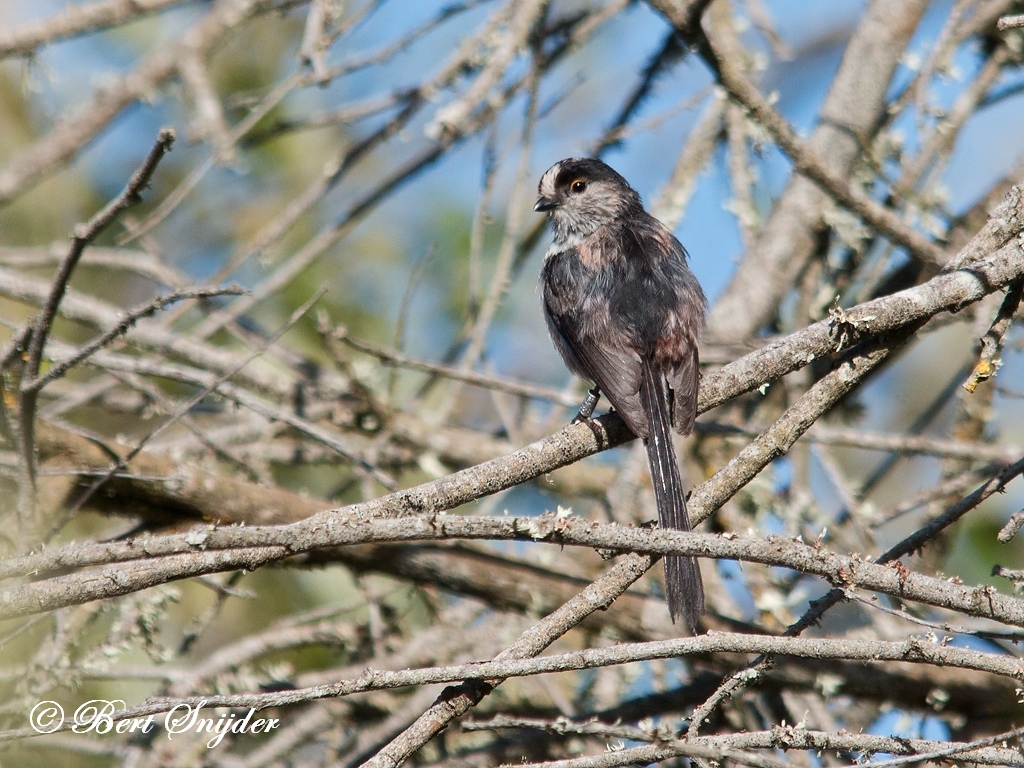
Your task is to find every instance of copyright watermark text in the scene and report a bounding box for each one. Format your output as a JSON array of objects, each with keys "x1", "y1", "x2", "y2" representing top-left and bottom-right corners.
[{"x1": 30, "y1": 699, "x2": 280, "y2": 748}]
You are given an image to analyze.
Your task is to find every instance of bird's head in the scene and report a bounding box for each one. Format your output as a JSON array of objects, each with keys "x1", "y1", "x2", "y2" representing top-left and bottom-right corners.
[{"x1": 534, "y1": 157, "x2": 642, "y2": 241}]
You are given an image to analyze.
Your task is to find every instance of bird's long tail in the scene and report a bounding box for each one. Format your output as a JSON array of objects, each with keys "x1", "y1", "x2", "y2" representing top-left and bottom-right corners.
[{"x1": 639, "y1": 360, "x2": 704, "y2": 631}]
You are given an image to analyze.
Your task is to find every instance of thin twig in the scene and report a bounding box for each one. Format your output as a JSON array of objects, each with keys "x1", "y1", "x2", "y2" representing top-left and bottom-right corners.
[
  {"x1": 23, "y1": 285, "x2": 244, "y2": 393},
  {"x1": 14, "y1": 127, "x2": 175, "y2": 544},
  {"x1": 0, "y1": 0, "x2": 195, "y2": 57},
  {"x1": 44, "y1": 287, "x2": 339, "y2": 538},
  {"x1": 334, "y1": 329, "x2": 577, "y2": 406},
  {"x1": 997, "y1": 13, "x2": 1024, "y2": 30},
  {"x1": 2, "y1": 630, "x2": 1021, "y2": 743},
  {"x1": 463, "y1": 717, "x2": 1024, "y2": 768},
  {"x1": 963, "y1": 278, "x2": 1023, "y2": 392}
]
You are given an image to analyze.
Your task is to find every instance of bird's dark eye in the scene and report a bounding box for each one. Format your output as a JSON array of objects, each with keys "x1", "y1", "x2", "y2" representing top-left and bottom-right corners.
[{"x1": 570, "y1": 179, "x2": 587, "y2": 194}]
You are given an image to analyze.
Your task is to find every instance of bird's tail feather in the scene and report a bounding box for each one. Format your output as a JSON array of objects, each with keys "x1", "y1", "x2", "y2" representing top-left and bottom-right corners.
[{"x1": 639, "y1": 360, "x2": 704, "y2": 631}]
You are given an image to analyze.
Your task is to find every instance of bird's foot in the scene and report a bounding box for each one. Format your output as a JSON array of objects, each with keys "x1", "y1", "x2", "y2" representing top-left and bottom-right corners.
[{"x1": 572, "y1": 387, "x2": 601, "y2": 423}]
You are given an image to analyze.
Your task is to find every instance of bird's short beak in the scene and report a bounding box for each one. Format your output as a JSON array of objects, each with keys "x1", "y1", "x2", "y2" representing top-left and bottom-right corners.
[{"x1": 534, "y1": 196, "x2": 558, "y2": 213}]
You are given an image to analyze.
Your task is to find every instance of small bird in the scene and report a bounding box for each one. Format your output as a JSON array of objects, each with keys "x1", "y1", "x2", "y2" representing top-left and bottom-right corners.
[{"x1": 534, "y1": 157, "x2": 706, "y2": 630}]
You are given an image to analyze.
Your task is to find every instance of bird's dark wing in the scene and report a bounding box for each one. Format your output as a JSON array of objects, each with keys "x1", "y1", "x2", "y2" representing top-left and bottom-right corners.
[
  {"x1": 541, "y1": 262, "x2": 647, "y2": 437},
  {"x1": 543, "y1": 306, "x2": 647, "y2": 436},
  {"x1": 667, "y1": 347, "x2": 700, "y2": 435},
  {"x1": 616, "y1": 223, "x2": 705, "y2": 436}
]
